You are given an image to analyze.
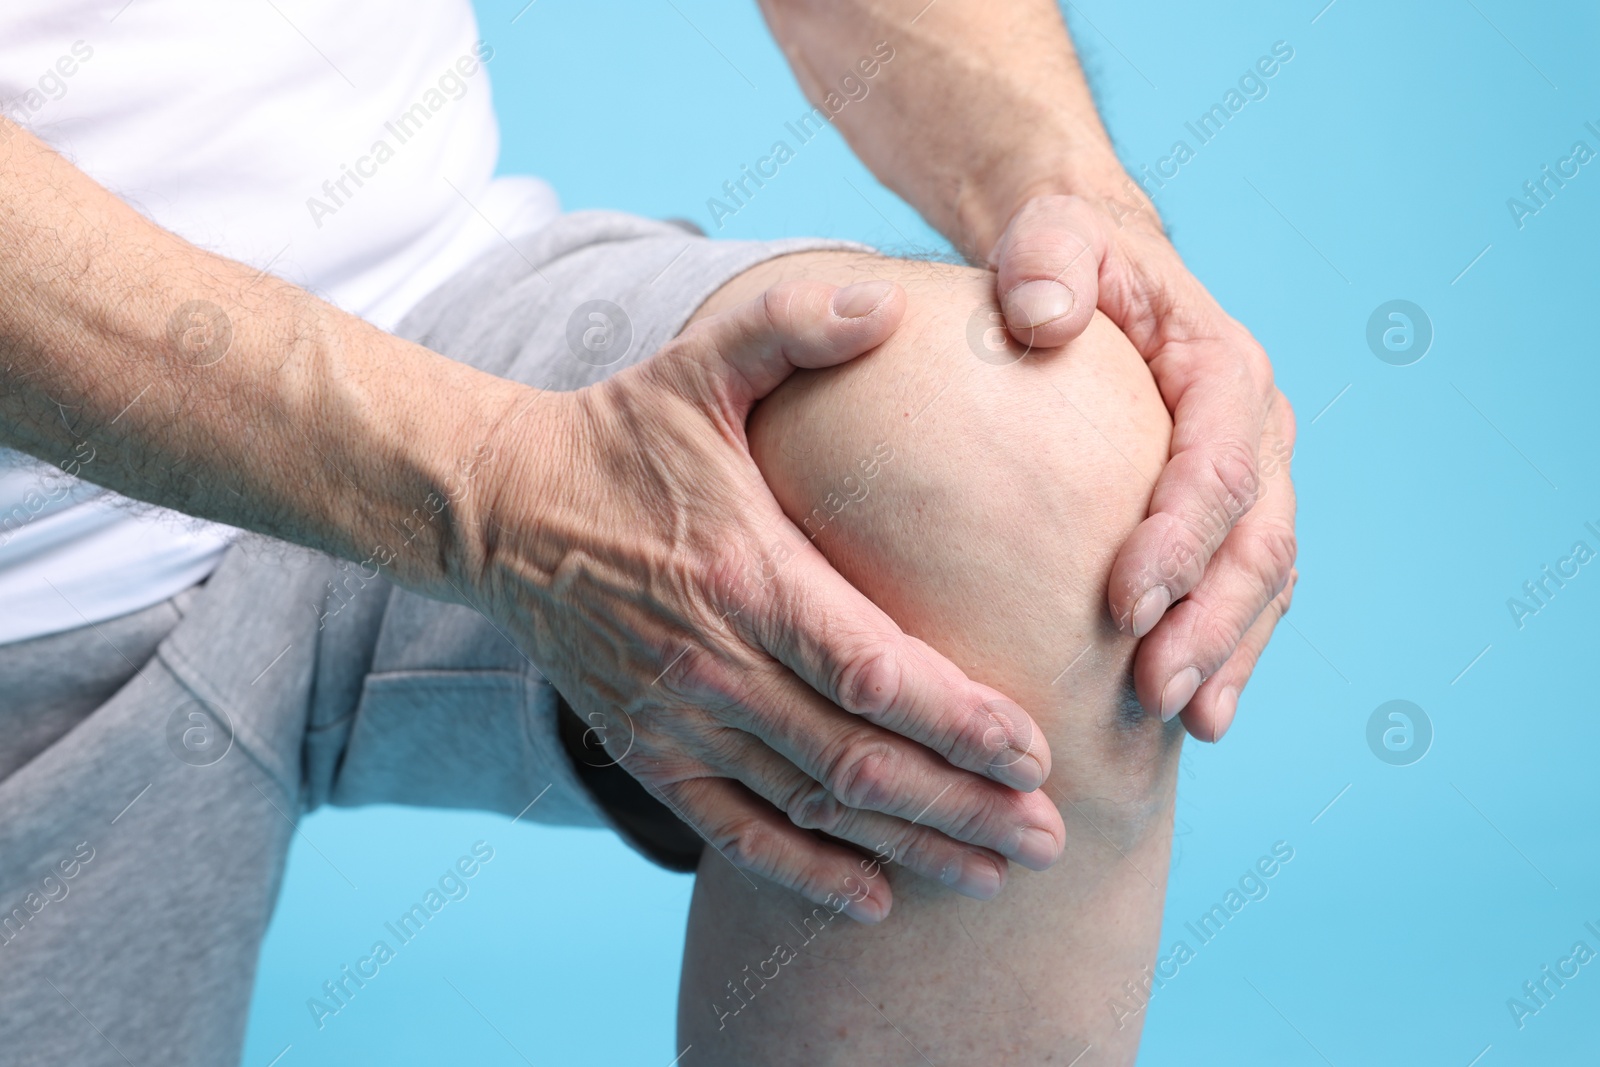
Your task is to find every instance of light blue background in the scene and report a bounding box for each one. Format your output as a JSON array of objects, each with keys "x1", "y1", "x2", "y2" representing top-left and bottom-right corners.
[{"x1": 244, "y1": 1, "x2": 1600, "y2": 1063}]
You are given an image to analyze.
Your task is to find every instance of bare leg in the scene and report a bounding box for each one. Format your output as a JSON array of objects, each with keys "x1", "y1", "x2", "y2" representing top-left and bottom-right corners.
[{"x1": 677, "y1": 252, "x2": 1178, "y2": 1065}]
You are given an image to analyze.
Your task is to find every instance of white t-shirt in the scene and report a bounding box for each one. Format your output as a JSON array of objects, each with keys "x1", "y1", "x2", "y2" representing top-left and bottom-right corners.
[{"x1": 0, "y1": 1, "x2": 559, "y2": 644}]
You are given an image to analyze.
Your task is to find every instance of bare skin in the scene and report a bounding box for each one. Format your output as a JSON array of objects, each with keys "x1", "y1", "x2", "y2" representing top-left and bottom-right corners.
[
  {"x1": 675, "y1": 250, "x2": 1266, "y2": 1063},
  {"x1": 0, "y1": 119, "x2": 1070, "y2": 915},
  {"x1": 0, "y1": 0, "x2": 1292, "y2": 912},
  {"x1": 761, "y1": 0, "x2": 1299, "y2": 740}
]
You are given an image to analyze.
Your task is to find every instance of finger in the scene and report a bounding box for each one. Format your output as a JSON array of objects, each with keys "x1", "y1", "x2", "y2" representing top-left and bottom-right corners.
[
  {"x1": 659, "y1": 775, "x2": 894, "y2": 923},
  {"x1": 705, "y1": 728, "x2": 1009, "y2": 900},
  {"x1": 663, "y1": 279, "x2": 907, "y2": 417},
  {"x1": 1179, "y1": 571, "x2": 1296, "y2": 743},
  {"x1": 709, "y1": 657, "x2": 1064, "y2": 871},
  {"x1": 1106, "y1": 338, "x2": 1276, "y2": 639},
  {"x1": 1131, "y1": 411, "x2": 1297, "y2": 720},
  {"x1": 743, "y1": 537, "x2": 1054, "y2": 793},
  {"x1": 991, "y1": 194, "x2": 1105, "y2": 349}
]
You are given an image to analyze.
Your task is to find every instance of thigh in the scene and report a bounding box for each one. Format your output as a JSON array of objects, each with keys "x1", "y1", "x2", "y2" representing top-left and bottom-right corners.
[
  {"x1": 395, "y1": 210, "x2": 865, "y2": 391},
  {"x1": 0, "y1": 612, "x2": 297, "y2": 1066},
  {"x1": 679, "y1": 252, "x2": 1180, "y2": 1065}
]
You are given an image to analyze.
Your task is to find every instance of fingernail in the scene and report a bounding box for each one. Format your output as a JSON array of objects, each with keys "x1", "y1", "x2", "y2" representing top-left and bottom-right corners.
[
  {"x1": 1211, "y1": 686, "x2": 1240, "y2": 741},
  {"x1": 941, "y1": 856, "x2": 1004, "y2": 901},
  {"x1": 1001, "y1": 279, "x2": 1074, "y2": 329},
  {"x1": 1005, "y1": 827, "x2": 1061, "y2": 872},
  {"x1": 991, "y1": 750, "x2": 1047, "y2": 792},
  {"x1": 1131, "y1": 586, "x2": 1172, "y2": 638},
  {"x1": 1160, "y1": 666, "x2": 1204, "y2": 722},
  {"x1": 832, "y1": 280, "x2": 895, "y2": 318},
  {"x1": 843, "y1": 893, "x2": 888, "y2": 924}
]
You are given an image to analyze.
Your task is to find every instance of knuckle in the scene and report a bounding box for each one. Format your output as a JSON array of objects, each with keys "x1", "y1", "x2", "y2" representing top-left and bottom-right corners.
[
  {"x1": 701, "y1": 546, "x2": 745, "y2": 597},
  {"x1": 758, "y1": 284, "x2": 793, "y2": 335},
  {"x1": 948, "y1": 793, "x2": 1004, "y2": 843},
  {"x1": 1151, "y1": 518, "x2": 1210, "y2": 590},
  {"x1": 1190, "y1": 613, "x2": 1245, "y2": 671},
  {"x1": 695, "y1": 722, "x2": 747, "y2": 764},
  {"x1": 713, "y1": 815, "x2": 776, "y2": 874},
  {"x1": 714, "y1": 814, "x2": 838, "y2": 903},
  {"x1": 1243, "y1": 523, "x2": 1299, "y2": 591},
  {"x1": 832, "y1": 645, "x2": 902, "y2": 719},
  {"x1": 822, "y1": 734, "x2": 898, "y2": 811},
  {"x1": 1276, "y1": 568, "x2": 1299, "y2": 616},
  {"x1": 625, "y1": 731, "x2": 707, "y2": 782},
  {"x1": 964, "y1": 697, "x2": 1022, "y2": 763},
  {"x1": 1238, "y1": 335, "x2": 1274, "y2": 388},
  {"x1": 668, "y1": 651, "x2": 738, "y2": 706},
  {"x1": 786, "y1": 782, "x2": 849, "y2": 834},
  {"x1": 1206, "y1": 437, "x2": 1262, "y2": 513},
  {"x1": 874, "y1": 830, "x2": 928, "y2": 875},
  {"x1": 702, "y1": 546, "x2": 769, "y2": 624}
]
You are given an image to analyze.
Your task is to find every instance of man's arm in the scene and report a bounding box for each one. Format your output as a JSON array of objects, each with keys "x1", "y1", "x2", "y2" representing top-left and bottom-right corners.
[
  {"x1": 761, "y1": 0, "x2": 1299, "y2": 740},
  {"x1": 0, "y1": 120, "x2": 504, "y2": 591},
  {"x1": 758, "y1": 0, "x2": 1128, "y2": 261},
  {"x1": 0, "y1": 119, "x2": 1064, "y2": 914}
]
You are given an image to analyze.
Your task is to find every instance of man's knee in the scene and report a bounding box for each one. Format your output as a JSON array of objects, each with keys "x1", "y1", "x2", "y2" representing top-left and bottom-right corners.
[
  {"x1": 733, "y1": 252, "x2": 1178, "y2": 832},
  {"x1": 682, "y1": 255, "x2": 1181, "y2": 1065}
]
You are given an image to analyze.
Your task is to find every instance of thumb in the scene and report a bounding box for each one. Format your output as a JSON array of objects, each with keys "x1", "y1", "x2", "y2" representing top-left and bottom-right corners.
[
  {"x1": 671, "y1": 279, "x2": 906, "y2": 416},
  {"x1": 992, "y1": 194, "x2": 1105, "y2": 350}
]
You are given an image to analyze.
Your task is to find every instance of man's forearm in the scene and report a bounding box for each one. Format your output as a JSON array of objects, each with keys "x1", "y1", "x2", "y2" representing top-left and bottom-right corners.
[
  {"x1": 760, "y1": 0, "x2": 1149, "y2": 258},
  {"x1": 0, "y1": 119, "x2": 526, "y2": 597}
]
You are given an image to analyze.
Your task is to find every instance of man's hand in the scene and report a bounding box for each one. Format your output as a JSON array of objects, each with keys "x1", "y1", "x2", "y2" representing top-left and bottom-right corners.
[
  {"x1": 991, "y1": 193, "x2": 1298, "y2": 742},
  {"x1": 478, "y1": 280, "x2": 1065, "y2": 921}
]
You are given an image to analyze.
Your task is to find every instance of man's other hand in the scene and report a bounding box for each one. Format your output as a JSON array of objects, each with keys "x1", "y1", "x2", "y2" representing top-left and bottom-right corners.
[
  {"x1": 992, "y1": 192, "x2": 1298, "y2": 743},
  {"x1": 477, "y1": 280, "x2": 1065, "y2": 921}
]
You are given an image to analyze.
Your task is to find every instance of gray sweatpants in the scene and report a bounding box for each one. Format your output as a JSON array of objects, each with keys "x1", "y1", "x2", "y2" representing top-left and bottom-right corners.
[{"x1": 0, "y1": 212, "x2": 857, "y2": 1066}]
